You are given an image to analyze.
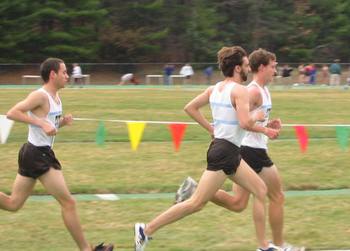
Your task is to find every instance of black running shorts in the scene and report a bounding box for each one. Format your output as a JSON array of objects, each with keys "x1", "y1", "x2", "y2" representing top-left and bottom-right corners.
[
  {"x1": 18, "y1": 142, "x2": 62, "y2": 179},
  {"x1": 240, "y1": 145, "x2": 274, "y2": 173},
  {"x1": 207, "y1": 138, "x2": 241, "y2": 175}
]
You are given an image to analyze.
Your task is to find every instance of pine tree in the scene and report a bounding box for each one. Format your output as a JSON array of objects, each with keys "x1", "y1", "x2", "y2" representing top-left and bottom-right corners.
[{"x1": 0, "y1": 0, "x2": 108, "y2": 62}]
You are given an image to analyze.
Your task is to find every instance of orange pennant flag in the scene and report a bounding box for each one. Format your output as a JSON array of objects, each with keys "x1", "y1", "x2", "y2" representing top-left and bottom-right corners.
[
  {"x1": 168, "y1": 123, "x2": 187, "y2": 151},
  {"x1": 294, "y1": 125, "x2": 308, "y2": 153},
  {"x1": 127, "y1": 122, "x2": 146, "y2": 151}
]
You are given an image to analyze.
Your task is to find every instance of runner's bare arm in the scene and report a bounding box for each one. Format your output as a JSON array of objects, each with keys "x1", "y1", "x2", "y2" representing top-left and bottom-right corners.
[
  {"x1": 246, "y1": 86, "x2": 280, "y2": 139},
  {"x1": 7, "y1": 91, "x2": 56, "y2": 135},
  {"x1": 184, "y1": 86, "x2": 214, "y2": 136}
]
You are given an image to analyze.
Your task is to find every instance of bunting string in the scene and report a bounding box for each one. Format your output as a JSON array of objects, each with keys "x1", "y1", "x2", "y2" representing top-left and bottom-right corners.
[
  {"x1": 73, "y1": 117, "x2": 350, "y2": 127},
  {"x1": 1, "y1": 115, "x2": 350, "y2": 152},
  {"x1": 74, "y1": 117, "x2": 198, "y2": 125}
]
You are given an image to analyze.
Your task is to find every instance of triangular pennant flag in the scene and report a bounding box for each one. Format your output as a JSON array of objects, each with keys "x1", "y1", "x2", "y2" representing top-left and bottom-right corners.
[
  {"x1": 127, "y1": 122, "x2": 146, "y2": 151},
  {"x1": 95, "y1": 121, "x2": 106, "y2": 146},
  {"x1": 0, "y1": 115, "x2": 14, "y2": 144},
  {"x1": 294, "y1": 125, "x2": 308, "y2": 153},
  {"x1": 168, "y1": 123, "x2": 187, "y2": 151},
  {"x1": 336, "y1": 126, "x2": 349, "y2": 150}
]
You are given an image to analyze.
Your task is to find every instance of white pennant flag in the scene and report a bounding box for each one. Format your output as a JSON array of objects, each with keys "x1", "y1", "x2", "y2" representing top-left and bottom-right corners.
[{"x1": 0, "y1": 115, "x2": 14, "y2": 144}]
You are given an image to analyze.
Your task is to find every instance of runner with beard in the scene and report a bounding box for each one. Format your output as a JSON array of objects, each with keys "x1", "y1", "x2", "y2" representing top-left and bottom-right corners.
[{"x1": 134, "y1": 46, "x2": 278, "y2": 251}]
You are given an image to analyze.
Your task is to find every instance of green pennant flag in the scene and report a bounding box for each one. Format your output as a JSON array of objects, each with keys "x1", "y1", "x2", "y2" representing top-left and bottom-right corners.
[
  {"x1": 96, "y1": 121, "x2": 106, "y2": 146},
  {"x1": 336, "y1": 126, "x2": 349, "y2": 150}
]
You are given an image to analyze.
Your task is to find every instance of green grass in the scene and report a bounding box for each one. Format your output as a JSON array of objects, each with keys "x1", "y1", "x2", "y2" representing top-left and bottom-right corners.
[
  {"x1": 0, "y1": 87, "x2": 350, "y2": 250},
  {"x1": 2, "y1": 87, "x2": 350, "y2": 143},
  {"x1": 0, "y1": 196, "x2": 349, "y2": 250},
  {"x1": 1, "y1": 140, "x2": 350, "y2": 194},
  {"x1": 1, "y1": 87, "x2": 350, "y2": 193}
]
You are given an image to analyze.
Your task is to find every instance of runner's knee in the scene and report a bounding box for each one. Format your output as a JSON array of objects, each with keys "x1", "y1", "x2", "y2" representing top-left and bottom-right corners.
[
  {"x1": 269, "y1": 190, "x2": 285, "y2": 205},
  {"x1": 59, "y1": 195, "x2": 77, "y2": 210},
  {"x1": 230, "y1": 199, "x2": 248, "y2": 212},
  {"x1": 222, "y1": 195, "x2": 249, "y2": 212},
  {"x1": 187, "y1": 198, "x2": 207, "y2": 213},
  {"x1": 6, "y1": 198, "x2": 25, "y2": 212},
  {"x1": 254, "y1": 182, "x2": 268, "y2": 201}
]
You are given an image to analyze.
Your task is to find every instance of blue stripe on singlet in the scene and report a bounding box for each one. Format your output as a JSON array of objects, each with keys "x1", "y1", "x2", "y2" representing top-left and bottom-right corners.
[
  {"x1": 261, "y1": 105, "x2": 272, "y2": 109},
  {"x1": 48, "y1": 111, "x2": 62, "y2": 116}
]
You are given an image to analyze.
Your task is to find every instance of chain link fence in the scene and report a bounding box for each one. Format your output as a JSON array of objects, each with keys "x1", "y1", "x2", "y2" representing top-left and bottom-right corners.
[{"x1": 0, "y1": 63, "x2": 349, "y2": 86}]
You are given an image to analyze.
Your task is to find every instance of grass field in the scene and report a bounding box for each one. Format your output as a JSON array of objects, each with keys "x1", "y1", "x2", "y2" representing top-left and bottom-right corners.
[{"x1": 0, "y1": 86, "x2": 350, "y2": 250}]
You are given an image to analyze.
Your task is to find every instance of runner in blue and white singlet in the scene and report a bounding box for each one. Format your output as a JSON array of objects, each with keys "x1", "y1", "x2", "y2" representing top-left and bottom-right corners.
[
  {"x1": 210, "y1": 81, "x2": 247, "y2": 147},
  {"x1": 135, "y1": 46, "x2": 275, "y2": 251},
  {"x1": 208, "y1": 49, "x2": 304, "y2": 251},
  {"x1": 241, "y1": 81, "x2": 272, "y2": 149},
  {"x1": 2, "y1": 58, "x2": 113, "y2": 250},
  {"x1": 28, "y1": 88, "x2": 62, "y2": 147}
]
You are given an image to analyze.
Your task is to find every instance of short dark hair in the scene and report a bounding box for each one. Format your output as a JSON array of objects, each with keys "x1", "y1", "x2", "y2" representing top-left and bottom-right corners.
[
  {"x1": 249, "y1": 48, "x2": 276, "y2": 73},
  {"x1": 217, "y1": 46, "x2": 247, "y2": 77},
  {"x1": 40, "y1": 58, "x2": 64, "y2": 83}
]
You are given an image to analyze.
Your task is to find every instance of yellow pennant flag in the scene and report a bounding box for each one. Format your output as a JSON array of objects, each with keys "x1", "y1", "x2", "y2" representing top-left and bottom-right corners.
[{"x1": 127, "y1": 122, "x2": 146, "y2": 151}]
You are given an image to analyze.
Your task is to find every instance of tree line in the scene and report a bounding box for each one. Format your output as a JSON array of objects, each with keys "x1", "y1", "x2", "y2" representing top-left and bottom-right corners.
[{"x1": 0, "y1": 0, "x2": 349, "y2": 63}]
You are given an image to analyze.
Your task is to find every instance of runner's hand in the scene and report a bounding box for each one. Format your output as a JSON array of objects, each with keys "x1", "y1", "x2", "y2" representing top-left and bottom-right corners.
[
  {"x1": 264, "y1": 127, "x2": 279, "y2": 139},
  {"x1": 40, "y1": 120, "x2": 57, "y2": 136},
  {"x1": 267, "y1": 118, "x2": 282, "y2": 130}
]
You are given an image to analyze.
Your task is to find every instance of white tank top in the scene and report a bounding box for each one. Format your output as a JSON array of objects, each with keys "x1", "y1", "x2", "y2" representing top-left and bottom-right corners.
[
  {"x1": 241, "y1": 81, "x2": 272, "y2": 149},
  {"x1": 28, "y1": 88, "x2": 62, "y2": 147},
  {"x1": 210, "y1": 81, "x2": 246, "y2": 147}
]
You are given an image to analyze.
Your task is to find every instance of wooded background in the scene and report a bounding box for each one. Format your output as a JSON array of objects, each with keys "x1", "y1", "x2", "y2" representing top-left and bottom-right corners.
[{"x1": 1, "y1": 0, "x2": 349, "y2": 63}]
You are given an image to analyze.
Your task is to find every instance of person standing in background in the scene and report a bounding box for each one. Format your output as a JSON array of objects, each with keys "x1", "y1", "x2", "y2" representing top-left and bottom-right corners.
[
  {"x1": 329, "y1": 59, "x2": 341, "y2": 86},
  {"x1": 163, "y1": 64, "x2": 175, "y2": 85},
  {"x1": 180, "y1": 63, "x2": 194, "y2": 84},
  {"x1": 72, "y1": 63, "x2": 83, "y2": 86}
]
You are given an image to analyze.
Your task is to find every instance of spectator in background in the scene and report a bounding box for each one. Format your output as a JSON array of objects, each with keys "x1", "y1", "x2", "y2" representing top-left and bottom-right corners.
[
  {"x1": 118, "y1": 73, "x2": 140, "y2": 85},
  {"x1": 163, "y1": 64, "x2": 175, "y2": 85},
  {"x1": 180, "y1": 63, "x2": 194, "y2": 85},
  {"x1": 203, "y1": 66, "x2": 214, "y2": 85},
  {"x1": 72, "y1": 63, "x2": 83, "y2": 86},
  {"x1": 329, "y1": 59, "x2": 341, "y2": 86},
  {"x1": 321, "y1": 64, "x2": 329, "y2": 85},
  {"x1": 280, "y1": 64, "x2": 293, "y2": 85},
  {"x1": 281, "y1": 64, "x2": 293, "y2": 78},
  {"x1": 305, "y1": 64, "x2": 317, "y2": 85},
  {"x1": 180, "y1": 63, "x2": 194, "y2": 79}
]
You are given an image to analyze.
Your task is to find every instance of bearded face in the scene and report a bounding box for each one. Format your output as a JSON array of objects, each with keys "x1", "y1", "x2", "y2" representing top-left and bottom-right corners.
[{"x1": 240, "y1": 69, "x2": 248, "y2": 82}]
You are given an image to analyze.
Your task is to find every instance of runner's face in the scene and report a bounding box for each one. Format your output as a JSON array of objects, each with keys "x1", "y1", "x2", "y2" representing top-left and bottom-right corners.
[
  {"x1": 54, "y1": 63, "x2": 69, "y2": 88},
  {"x1": 264, "y1": 59, "x2": 277, "y2": 83},
  {"x1": 240, "y1": 56, "x2": 250, "y2": 82}
]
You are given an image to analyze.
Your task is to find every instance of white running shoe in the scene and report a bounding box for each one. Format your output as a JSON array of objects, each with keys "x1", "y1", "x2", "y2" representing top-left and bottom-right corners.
[
  {"x1": 280, "y1": 243, "x2": 305, "y2": 251},
  {"x1": 134, "y1": 223, "x2": 150, "y2": 251},
  {"x1": 174, "y1": 176, "x2": 198, "y2": 204},
  {"x1": 256, "y1": 243, "x2": 282, "y2": 251}
]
